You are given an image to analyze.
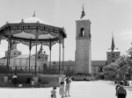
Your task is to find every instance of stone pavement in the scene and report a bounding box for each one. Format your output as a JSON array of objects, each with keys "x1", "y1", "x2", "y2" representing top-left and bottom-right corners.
[{"x1": 0, "y1": 80, "x2": 131, "y2": 98}]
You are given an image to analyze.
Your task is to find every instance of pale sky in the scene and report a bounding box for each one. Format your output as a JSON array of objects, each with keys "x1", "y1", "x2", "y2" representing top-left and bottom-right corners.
[{"x1": 0, "y1": 0, "x2": 132, "y2": 61}]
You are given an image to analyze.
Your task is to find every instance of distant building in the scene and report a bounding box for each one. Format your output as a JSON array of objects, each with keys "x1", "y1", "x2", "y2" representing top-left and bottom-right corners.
[
  {"x1": 92, "y1": 60, "x2": 106, "y2": 74},
  {"x1": 5, "y1": 41, "x2": 22, "y2": 58},
  {"x1": 0, "y1": 43, "x2": 48, "y2": 71},
  {"x1": 59, "y1": 35, "x2": 120, "y2": 75},
  {"x1": 48, "y1": 10, "x2": 121, "y2": 75}
]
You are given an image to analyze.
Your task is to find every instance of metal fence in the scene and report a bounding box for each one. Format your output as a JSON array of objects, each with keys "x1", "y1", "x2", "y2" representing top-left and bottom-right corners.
[{"x1": 0, "y1": 65, "x2": 60, "y2": 74}]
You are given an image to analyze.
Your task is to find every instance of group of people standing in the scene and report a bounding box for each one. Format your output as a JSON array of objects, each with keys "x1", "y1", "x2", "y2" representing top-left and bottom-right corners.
[{"x1": 50, "y1": 75, "x2": 72, "y2": 98}]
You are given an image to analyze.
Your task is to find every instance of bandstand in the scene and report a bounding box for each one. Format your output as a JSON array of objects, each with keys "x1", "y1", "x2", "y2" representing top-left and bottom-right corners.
[{"x1": 0, "y1": 14, "x2": 67, "y2": 75}]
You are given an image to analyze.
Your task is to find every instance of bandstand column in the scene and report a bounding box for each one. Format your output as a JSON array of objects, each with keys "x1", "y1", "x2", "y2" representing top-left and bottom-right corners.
[
  {"x1": 62, "y1": 39, "x2": 65, "y2": 73},
  {"x1": 59, "y1": 38, "x2": 61, "y2": 74},
  {"x1": 49, "y1": 38, "x2": 52, "y2": 67},
  {"x1": 29, "y1": 49, "x2": 31, "y2": 72},
  {"x1": 29, "y1": 39, "x2": 32, "y2": 72},
  {"x1": 7, "y1": 29, "x2": 11, "y2": 73},
  {"x1": 35, "y1": 27, "x2": 38, "y2": 74}
]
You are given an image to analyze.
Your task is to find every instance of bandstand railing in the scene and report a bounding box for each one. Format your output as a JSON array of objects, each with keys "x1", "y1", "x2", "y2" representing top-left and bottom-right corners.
[{"x1": 0, "y1": 65, "x2": 60, "y2": 74}]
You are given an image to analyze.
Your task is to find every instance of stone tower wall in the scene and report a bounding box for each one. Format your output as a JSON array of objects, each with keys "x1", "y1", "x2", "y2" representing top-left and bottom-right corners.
[
  {"x1": 75, "y1": 20, "x2": 92, "y2": 74},
  {"x1": 107, "y1": 51, "x2": 120, "y2": 64}
]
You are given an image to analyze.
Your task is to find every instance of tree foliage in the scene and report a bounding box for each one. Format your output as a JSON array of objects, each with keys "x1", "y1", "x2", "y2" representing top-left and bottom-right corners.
[{"x1": 103, "y1": 47, "x2": 132, "y2": 80}]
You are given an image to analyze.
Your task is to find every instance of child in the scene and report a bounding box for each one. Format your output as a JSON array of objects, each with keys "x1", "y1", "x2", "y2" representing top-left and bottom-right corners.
[
  {"x1": 51, "y1": 87, "x2": 57, "y2": 98},
  {"x1": 49, "y1": 95, "x2": 54, "y2": 98},
  {"x1": 59, "y1": 82, "x2": 65, "y2": 98}
]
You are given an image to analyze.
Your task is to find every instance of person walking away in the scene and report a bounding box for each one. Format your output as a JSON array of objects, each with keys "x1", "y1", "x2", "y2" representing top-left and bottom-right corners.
[
  {"x1": 115, "y1": 82, "x2": 120, "y2": 96},
  {"x1": 116, "y1": 81, "x2": 127, "y2": 98},
  {"x1": 51, "y1": 87, "x2": 57, "y2": 98},
  {"x1": 65, "y1": 76, "x2": 72, "y2": 97},
  {"x1": 59, "y1": 82, "x2": 65, "y2": 98}
]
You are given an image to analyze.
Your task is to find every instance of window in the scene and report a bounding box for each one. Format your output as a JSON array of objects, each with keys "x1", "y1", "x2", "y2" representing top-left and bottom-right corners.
[
  {"x1": 80, "y1": 28, "x2": 85, "y2": 37},
  {"x1": 14, "y1": 52, "x2": 16, "y2": 56},
  {"x1": 45, "y1": 57, "x2": 48, "y2": 61},
  {"x1": 112, "y1": 60, "x2": 115, "y2": 62},
  {"x1": 38, "y1": 56, "x2": 40, "y2": 59},
  {"x1": 112, "y1": 53, "x2": 115, "y2": 58}
]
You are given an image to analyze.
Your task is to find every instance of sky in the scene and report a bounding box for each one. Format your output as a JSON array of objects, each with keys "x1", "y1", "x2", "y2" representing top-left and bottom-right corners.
[{"x1": 0, "y1": 0, "x2": 132, "y2": 61}]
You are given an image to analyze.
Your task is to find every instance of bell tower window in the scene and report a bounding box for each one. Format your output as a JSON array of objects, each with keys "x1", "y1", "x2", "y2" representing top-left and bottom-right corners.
[{"x1": 80, "y1": 28, "x2": 85, "y2": 37}]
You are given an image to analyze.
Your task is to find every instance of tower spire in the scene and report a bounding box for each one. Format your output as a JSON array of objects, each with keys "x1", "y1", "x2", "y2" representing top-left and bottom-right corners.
[
  {"x1": 111, "y1": 33, "x2": 115, "y2": 52},
  {"x1": 33, "y1": 11, "x2": 36, "y2": 17},
  {"x1": 80, "y1": 4, "x2": 85, "y2": 19}
]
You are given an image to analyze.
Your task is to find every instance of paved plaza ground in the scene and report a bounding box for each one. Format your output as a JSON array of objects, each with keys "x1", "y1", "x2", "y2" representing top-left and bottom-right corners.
[{"x1": 0, "y1": 80, "x2": 132, "y2": 98}]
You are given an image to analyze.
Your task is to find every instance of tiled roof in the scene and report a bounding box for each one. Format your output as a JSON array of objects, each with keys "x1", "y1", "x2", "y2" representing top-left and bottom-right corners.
[{"x1": 92, "y1": 60, "x2": 106, "y2": 66}]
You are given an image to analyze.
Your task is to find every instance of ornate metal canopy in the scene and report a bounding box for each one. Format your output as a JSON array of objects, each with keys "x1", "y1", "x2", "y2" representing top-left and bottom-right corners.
[
  {"x1": 0, "y1": 16, "x2": 66, "y2": 46},
  {"x1": 0, "y1": 15, "x2": 67, "y2": 74}
]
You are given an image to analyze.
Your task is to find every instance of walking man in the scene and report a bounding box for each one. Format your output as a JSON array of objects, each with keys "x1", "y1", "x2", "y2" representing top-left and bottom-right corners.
[{"x1": 116, "y1": 81, "x2": 127, "y2": 98}]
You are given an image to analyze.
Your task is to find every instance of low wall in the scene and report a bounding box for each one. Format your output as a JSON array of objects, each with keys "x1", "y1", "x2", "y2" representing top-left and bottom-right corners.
[
  {"x1": 0, "y1": 74, "x2": 65, "y2": 88},
  {"x1": 38, "y1": 74, "x2": 65, "y2": 87}
]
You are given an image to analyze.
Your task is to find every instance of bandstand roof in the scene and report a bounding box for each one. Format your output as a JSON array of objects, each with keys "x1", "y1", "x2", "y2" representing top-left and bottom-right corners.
[{"x1": 0, "y1": 16, "x2": 67, "y2": 46}]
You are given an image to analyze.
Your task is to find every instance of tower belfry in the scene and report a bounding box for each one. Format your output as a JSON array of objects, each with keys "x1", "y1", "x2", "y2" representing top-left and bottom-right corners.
[
  {"x1": 5, "y1": 40, "x2": 21, "y2": 58},
  {"x1": 75, "y1": 6, "x2": 92, "y2": 74},
  {"x1": 38, "y1": 42, "x2": 43, "y2": 54}
]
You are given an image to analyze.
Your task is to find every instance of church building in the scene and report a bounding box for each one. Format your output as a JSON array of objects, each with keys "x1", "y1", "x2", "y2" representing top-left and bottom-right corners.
[
  {"x1": 107, "y1": 35, "x2": 120, "y2": 64},
  {"x1": 62, "y1": 8, "x2": 121, "y2": 75}
]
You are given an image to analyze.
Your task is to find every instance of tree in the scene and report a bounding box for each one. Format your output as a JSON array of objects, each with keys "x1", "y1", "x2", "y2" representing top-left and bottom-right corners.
[
  {"x1": 103, "y1": 55, "x2": 131, "y2": 80},
  {"x1": 103, "y1": 45, "x2": 132, "y2": 80},
  {"x1": 103, "y1": 62, "x2": 118, "y2": 80}
]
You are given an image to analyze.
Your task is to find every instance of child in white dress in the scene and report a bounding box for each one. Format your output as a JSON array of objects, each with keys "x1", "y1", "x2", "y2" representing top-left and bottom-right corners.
[
  {"x1": 51, "y1": 87, "x2": 57, "y2": 98},
  {"x1": 59, "y1": 82, "x2": 65, "y2": 98}
]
